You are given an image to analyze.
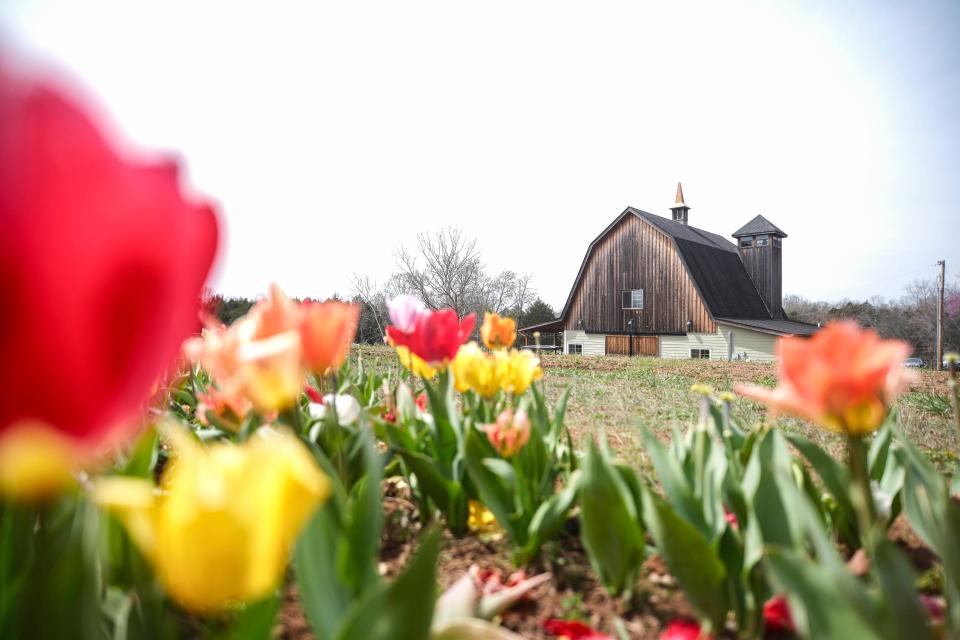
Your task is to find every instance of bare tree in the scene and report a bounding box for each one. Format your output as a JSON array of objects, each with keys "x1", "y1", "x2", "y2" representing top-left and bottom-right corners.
[
  {"x1": 394, "y1": 227, "x2": 485, "y2": 316},
  {"x1": 351, "y1": 273, "x2": 389, "y2": 338}
]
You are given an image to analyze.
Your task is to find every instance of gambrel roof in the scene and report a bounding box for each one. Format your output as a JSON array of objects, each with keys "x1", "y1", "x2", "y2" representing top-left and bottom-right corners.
[{"x1": 559, "y1": 207, "x2": 773, "y2": 322}]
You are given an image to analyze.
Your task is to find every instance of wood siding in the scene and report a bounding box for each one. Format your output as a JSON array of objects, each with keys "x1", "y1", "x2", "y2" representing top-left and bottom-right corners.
[
  {"x1": 737, "y1": 244, "x2": 782, "y2": 318},
  {"x1": 563, "y1": 215, "x2": 714, "y2": 334},
  {"x1": 604, "y1": 335, "x2": 659, "y2": 356}
]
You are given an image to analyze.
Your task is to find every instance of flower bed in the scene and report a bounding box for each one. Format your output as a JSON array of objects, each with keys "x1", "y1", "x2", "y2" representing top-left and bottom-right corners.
[{"x1": 3, "y1": 57, "x2": 960, "y2": 640}]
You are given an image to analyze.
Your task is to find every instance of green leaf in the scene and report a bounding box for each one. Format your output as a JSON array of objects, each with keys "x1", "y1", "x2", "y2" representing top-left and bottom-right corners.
[
  {"x1": 334, "y1": 527, "x2": 441, "y2": 640},
  {"x1": 787, "y1": 433, "x2": 858, "y2": 541},
  {"x1": 743, "y1": 431, "x2": 797, "y2": 547},
  {"x1": 223, "y1": 595, "x2": 281, "y2": 640},
  {"x1": 871, "y1": 538, "x2": 934, "y2": 640},
  {"x1": 521, "y1": 484, "x2": 576, "y2": 564},
  {"x1": 341, "y1": 432, "x2": 383, "y2": 594},
  {"x1": 766, "y1": 549, "x2": 882, "y2": 640},
  {"x1": 294, "y1": 502, "x2": 352, "y2": 640},
  {"x1": 640, "y1": 427, "x2": 707, "y2": 535},
  {"x1": 577, "y1": 440, "x2": 645, "y2": 594},
  {"x1": 641, "y1": 487, "x2": 727, "y2": 631}
]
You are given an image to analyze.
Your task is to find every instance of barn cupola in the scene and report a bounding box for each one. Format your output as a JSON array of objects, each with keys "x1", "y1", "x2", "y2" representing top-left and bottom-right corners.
[
  {"x1": 669, "y1": 182, "x2": 690, "y2": 225},
  {"x1": 732, "y1": 215, "x2": 788, "y2": 319}
]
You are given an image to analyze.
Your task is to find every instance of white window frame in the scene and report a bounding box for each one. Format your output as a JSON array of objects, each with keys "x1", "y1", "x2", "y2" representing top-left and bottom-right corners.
[
  {"x1": 568, "y1": 343, "x2": 583, "y2": 355},
  {"x1": 621, "y1": 289, "x2": 644, "y2": 310},
  {"x1": 690, "y1": 348, "x2": 710, "y2": 359}
]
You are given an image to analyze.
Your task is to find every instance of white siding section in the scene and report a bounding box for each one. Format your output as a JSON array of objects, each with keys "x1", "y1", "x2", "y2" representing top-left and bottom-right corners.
[
  {"x1": 659, "y1": 325, "x2": 779, "y2": 362},
  {"x1": 659, "y1": 331, "x2": 730, "y2": 360},
  {"x1": 562, "y1": 330, "x2": 606, "y2": 356},
  {"x1": 718, "y1": 323, "x2": 779, "y2": 363}
]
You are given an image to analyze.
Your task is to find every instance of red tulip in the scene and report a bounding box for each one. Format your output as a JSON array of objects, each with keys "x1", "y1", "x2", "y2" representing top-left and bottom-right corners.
[
  {"x1": 385, "y1": 309, "x2": 476, "y2": 367},
  {"x1": 416, "y1": 392, "x2": 428, "y2": 412},
  {"x1": 660, "y1": 620, "x2": 711, "y2": 640},
  {"x1": 763, "y1": 595, "x2": 795, "y2": 633},
  {"x1": 0, "y1": 60, "x2": 218, "y2": 496},
  {"x1": 542, "y1": 619, "x2": 612, "y2": 640}
]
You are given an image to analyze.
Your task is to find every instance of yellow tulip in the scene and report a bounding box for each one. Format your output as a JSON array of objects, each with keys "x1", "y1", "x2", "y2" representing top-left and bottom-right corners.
[
  {"x1": 502, "y1": 350, "x2": 543, "y2": 395},
  {"x1": 395, "y1": 345, "x2": 438, "y2": 380},
  {"x1": 452, "y1": 343, "x2": 507, "y2": 398},
  {"x1": 93, "y1": 424, "x2": 329, "y2": 613},
  {"x1": 0, "y1": 421, "x2": 79, "y2": 501}
]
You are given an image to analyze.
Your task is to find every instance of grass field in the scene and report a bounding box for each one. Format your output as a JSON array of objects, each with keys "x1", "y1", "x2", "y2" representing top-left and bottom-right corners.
[{"x1": 355, "y1": 345, "x2": 958, "y2": 469}]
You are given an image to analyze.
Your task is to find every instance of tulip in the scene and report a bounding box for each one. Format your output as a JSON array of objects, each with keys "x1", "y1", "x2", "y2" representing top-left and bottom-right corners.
[
  {"x1": 308, "y1": 393, "x2": 361, "y2": 426},
  {"x1": 387, "y1": 294, "x2": 426, "y2": 333},
  {"x1": 386, "y1": 308, "x2": 476, "y2": 367},
  {"x1": 503, "y1": 349, "x2": 543, "y2": 395},
  {"x1": 467, "y1": 499, "x2": 501, "y2": 534},
  {"x1": 416, "y1": 392, "x2": 429, "y2": 412},
  {"x1": 542, "y1": 619, "x2": 612, "y2": 639},
  {"x1": 300, "y1": 300, "x2": 359, "y2": 375},
  {"x1": 195, "y1": 387, "x2": 252, "y2": 431},
  {"x1": 0, "y1": 61, "x2": 218, "y2": 498},
  {"x1": 659, "y1": 619, "x2": 711, "y2": 640},
  {"x1": 395, "y1": 345, "x2": 438, "y2": 380},
  {"x1": 482, "y1": 409, "x2": 531, "y2": 458},
  {"x1": 480, "y1": 312, "x2": 517, "y2": 350},
  {"x1": 452, "y1": 342, "x2": 507, "y2": 398},
  {"x1": 93, "y1": 424, "x2": 329, "y2": 613},
  {"x1": 762, "y1": 594, "x2": 795, "y2": 633},
  {"x1": 736, "y1": 321, "x2": 914, "y2": 436},
  {"x1": 185, "y1": 285, "x2": 305, "y2": 413}
]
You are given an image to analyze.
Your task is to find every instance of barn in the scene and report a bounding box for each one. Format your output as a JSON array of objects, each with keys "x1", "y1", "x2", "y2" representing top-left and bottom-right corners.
[{"x1": 522, "y1": 184, "x2": 818, "y2": 362}]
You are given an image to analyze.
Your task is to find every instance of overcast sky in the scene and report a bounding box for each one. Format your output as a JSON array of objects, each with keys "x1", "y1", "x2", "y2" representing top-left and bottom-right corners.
[{"x1": 3, "y1": 0, "x2": 958, "y2": 310}]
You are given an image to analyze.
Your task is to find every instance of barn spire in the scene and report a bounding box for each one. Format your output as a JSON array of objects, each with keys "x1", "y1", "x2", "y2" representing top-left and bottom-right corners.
[{"x1": 670, "y1": 181, "x2": 690, "y2": 225}]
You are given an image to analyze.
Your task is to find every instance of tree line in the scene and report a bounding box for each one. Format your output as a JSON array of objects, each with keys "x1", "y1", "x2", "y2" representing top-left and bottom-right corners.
[{"x1": 784, "y1": 278, "x2": 960, "y2": 362}]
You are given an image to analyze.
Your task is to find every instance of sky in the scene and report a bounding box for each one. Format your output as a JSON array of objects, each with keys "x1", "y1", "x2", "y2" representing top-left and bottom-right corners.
[{"x1": 2, "y1": 0, "x2": 959, "y2": 310}]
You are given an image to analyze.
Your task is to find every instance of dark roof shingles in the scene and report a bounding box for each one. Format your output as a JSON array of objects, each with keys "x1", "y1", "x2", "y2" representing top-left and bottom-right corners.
[
  {"x1": 715, "y1": 317, "x2": 819, "y2": 336},
  {"x1": 731, "y1": 215, "x2": 787, "y2": 238}
]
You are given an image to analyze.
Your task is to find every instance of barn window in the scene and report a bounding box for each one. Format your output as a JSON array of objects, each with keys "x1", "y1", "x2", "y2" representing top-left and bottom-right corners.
[
  {"x1": 773, "y1": 236, "x2": 782, "y2": 247},
  {"x1": 621, "y1": 289, "x2": 644, "y2": 310},
  {"x1": 690, "y1": 348, "x2": 710, "y2": 359},
  {"x1": 568, "y1": 343, "x2": 583, "y2": 355},
  {"x1": 739, "y1": 236, "x2": 753, "y2": 247},
  {"x1": 755, "y1": 235, "x2": 769, "y2": 246}
]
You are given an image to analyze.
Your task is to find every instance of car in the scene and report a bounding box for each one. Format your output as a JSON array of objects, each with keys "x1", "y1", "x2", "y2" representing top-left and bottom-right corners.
[{"x1": 902, "y1": 357, "x2": 925, "y2": 369}]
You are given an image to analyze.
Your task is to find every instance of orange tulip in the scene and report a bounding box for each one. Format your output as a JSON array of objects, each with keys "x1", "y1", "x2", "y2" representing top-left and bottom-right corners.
[
  {"x1": 482, "y1": 408, "x2": 531, "y2": 458},
  {"x1": 736, "y1": 321, "x2": 914, "y2": 436},
  {"x1": 184, "y1": 285, "x2": 305, "y2": 412},
  {"x1": 480, "y1": 313, "x2": 517, "y2": 350},
  {"x1": 300, "y1": 301, "x2": 359, "y2": 375}
]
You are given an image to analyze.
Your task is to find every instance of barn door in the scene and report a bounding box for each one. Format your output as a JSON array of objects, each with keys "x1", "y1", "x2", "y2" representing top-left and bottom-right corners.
[
  {"x1": 606, "y1": 335, "x2": 658, "y2": 356},
  {"x1": 605, "y1": 335, "x2": 629, "y2": 355},
  {"x1": 632, "y1": 336, "x2": 659, "y2": 356}
]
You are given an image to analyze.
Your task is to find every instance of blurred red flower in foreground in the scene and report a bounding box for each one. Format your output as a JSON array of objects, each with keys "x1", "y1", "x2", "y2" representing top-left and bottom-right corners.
[
  {"x1": 736, "y1": 321, "x2": 914, "y2": 436},
  {"x1": 763, "y1": 595, "x2": 795, "y2": 633},
  {"x1": 0, "y1": 60, "x2": 218, "y2": 497},
  {"x1": 542, "y1": 619, "x2": 612, "y2": 640},
  {"x1": 386, "y1": 308, "x2": 476, "y2": 367},
  {"x1": 659, "y1": 619, "x2": 711, "y2": 639}
]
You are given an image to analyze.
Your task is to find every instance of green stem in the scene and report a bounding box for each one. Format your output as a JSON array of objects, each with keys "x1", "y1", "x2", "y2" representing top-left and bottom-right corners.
[
  {"x1": 947, "y1": 360, "x2": 960, "y2": 453},
  {"x1": 846, "y1": 433, "x2": 877, "y2": 543}
]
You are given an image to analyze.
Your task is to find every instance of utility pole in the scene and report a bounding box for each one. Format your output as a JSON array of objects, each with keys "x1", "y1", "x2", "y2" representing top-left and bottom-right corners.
[{"x1": 937, "y1": 260, "x2": 945, "y2": 371}]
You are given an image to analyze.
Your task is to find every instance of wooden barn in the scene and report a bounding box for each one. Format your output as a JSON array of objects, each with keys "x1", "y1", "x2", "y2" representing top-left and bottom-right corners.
[{"x1": 522, "y1": 184, "x2": 818, "y2": 362}]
